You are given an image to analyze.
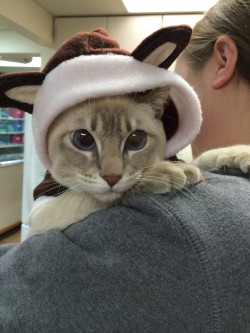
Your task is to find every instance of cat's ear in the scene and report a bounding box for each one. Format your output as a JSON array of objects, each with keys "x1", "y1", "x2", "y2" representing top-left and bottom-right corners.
[
  {"x1": 0, "y1": 72, "x2": 45, "y2": 113},
  {"x1": 131, "y1": 25, "x2": 192, "y2": 69},
  {"x1": 134, "y1": 87, "x2": 170, "y2": 118}
]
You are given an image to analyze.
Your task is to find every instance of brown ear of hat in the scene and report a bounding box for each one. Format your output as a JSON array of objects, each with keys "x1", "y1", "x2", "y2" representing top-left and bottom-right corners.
[
  {"x1": 132, "y1": 25, "x2": 191, "y2": 68},
  {"x1": 0, "y1": 72, "x2": 45, "y2": 113}
]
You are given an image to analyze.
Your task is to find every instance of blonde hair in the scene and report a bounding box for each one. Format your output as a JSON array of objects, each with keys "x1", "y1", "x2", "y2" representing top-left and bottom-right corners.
[{"x1": 184, "y1": 0, "x2": 250, "y2": 81}]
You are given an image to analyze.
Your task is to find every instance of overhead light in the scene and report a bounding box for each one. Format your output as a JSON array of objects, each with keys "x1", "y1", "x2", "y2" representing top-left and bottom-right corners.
[
  {"x1": 122, "y1": 0, "x2": 218, "y2": 13},
  {"x1": 0, "y1": 56, "x2": 41, "y2": 68},
  {"x1": 0, "y1": 55, "x2": 33, "y2": 64}
]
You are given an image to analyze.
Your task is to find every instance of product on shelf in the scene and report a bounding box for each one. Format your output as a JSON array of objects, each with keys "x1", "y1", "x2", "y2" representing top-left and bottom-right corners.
[
  {"x1": 10, "y1": 134, "x2": 24, "y2": 144},
  {"x1": 12, "y1": 120, "x2": 24, "y2": 132},
  {"x1": 9, "y1": 108, "x2": 25, "y2": 119},
  {"x1": 0, "y1": 153, "x2": 24, "y2": 162},
  {"x1": 0, "y1": 107, "x2": 25, "y2": 161},
  {"x1": 0, "y1": 134, "x2": 9, "y2": 144}
]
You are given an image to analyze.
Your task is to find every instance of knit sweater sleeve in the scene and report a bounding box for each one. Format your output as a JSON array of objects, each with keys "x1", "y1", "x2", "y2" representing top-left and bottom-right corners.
[{"x1": 0, "y1": 168, "x2": 249, "y2": 333}]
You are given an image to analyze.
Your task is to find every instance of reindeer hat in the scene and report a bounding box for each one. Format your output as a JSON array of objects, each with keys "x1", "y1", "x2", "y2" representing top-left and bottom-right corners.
[{"x1": 0, "y1": 27, "x2": 202, "y2": 170}]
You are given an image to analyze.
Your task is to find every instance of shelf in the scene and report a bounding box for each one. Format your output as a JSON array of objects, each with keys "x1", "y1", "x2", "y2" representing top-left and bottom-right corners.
[
  {"x1": 0, "y1": 160, "x2": 23, "y2": 168},
  {"x1": 0, "y1": 132, "x2": 25, "y2": 134},
  {"x1": 0, "y1": 118, "x2": 25, "y2": 121},
  {"x1": 0, "y1": 106, "x2": 25, "y2": 163},
  {"x1": 0, "y1": 144, "x2": 24, "y2": 148}
]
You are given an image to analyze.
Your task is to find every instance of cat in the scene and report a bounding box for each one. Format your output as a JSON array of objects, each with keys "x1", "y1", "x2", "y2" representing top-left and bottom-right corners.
[
  {"x1": 28, "y1": 88, "x2": 250, "y2": 237},
  {"x1": 28, "y1": 87, "x2": 203, "y2": 236},
  {"x1": 28, "y1": 86, "x2": 250, "y2": 237}
]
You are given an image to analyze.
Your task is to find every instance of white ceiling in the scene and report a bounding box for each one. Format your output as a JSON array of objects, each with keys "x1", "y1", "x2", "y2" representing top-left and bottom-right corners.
[
  {"x1": 34, "y1": 0, "x2": 128, "y2": 16},
  {"x1": 0, "y1": 0, "x2": 208, "y2": 49},
  {"x1": 33, "y1": 0, "x2": 214, "y2": 16}
]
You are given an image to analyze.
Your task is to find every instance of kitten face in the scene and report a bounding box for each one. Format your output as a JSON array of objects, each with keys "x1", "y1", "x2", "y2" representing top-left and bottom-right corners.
[{"x1": 47, "y1": 89, "x2": 168, "y2": 202}]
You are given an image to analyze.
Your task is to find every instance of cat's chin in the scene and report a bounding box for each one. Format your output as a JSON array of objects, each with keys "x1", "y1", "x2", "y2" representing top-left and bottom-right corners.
[{"x1": 93, "y1": 191, "x2": 123, "y2": 203}]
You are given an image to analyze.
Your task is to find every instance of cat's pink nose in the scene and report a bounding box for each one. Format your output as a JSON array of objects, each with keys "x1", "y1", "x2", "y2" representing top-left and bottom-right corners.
[{"x1": 103, "y1": 175, "x2": 122, "y2": 187}]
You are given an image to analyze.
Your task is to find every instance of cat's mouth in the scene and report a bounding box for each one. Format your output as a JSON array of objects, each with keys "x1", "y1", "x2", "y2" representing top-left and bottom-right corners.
[{"x1": 93, "y1": 190, "x2": 123, "y2": 203}]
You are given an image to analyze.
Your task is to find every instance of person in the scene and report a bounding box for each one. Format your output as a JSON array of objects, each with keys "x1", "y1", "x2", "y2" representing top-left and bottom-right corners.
[
  {"x1": 175, "y1": 0, "x2": 250, "y2": 158},
  {"x1": 0, "y1": 168, "x2": 249, "y2": 332},
  {"x1": 0, "y1": 3, "x2": 249, "y2": 333}
]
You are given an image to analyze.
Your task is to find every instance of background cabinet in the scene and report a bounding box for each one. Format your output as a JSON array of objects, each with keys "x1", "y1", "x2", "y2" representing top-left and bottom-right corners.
[{"x1": 0, "y1": 107, "x2": 25, "y2": 163}]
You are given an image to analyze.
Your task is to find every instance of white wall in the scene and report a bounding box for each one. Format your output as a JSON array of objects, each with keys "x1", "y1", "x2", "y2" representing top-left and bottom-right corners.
[
  {"x1": 21, "y1": 48, "x2": 54, "y2": 240},
  {"x1": 55, "y1": 14, "x2": 203, "y2": 49},
  {"x1": 0, "y1": 0, "x2": 53, "y2": 46},
  {"x1": 0, "y1": 163, "x2": 23, "y2": 233}
]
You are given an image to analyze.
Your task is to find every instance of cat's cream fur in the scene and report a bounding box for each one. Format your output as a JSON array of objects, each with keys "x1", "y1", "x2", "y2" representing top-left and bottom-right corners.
[{"x1": 28, "y1": 88, "x2": 202, "y2": 236}]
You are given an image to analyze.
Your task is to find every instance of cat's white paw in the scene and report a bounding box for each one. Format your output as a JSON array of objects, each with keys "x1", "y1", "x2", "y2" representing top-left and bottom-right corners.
[
  {"x1": 138, "y1": 161, "x2": 202, "y2": 194},
  {"x1": 28, "y1": 203, "x2": 53, "y2": 237},
  {"x1": 175, "y1": 162, "x2": 204, "y2": 186},
  {"x1": 28, "y1": 195, "x2": 65, "y2": 237},
  {"x1": 27, "y1": 190, "x2": 108, "y2": 237},
  {"x1": 192, "y1": 144, "x2": 250, "y2": 174}
]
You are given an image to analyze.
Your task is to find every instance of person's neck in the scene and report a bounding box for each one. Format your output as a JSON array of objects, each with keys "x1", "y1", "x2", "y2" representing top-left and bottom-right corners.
[{"x1": 192, "y1": 80, "x2": 250, "y2": 158}]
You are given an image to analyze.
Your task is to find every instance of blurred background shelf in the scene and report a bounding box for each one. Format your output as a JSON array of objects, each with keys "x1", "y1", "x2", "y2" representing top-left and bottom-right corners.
[
  {"x1": 0, "y1": 143, "x2": 24, "y2": 148},
  {"x1": 0, "y1": 107, "x2": 25, "y2": 163}
]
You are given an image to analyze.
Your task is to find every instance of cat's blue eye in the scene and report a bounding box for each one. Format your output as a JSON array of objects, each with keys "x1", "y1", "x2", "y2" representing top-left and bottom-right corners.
[
  {"x1": 125, "y1": 130, "x2": 147, "y2": 151},
  {"x1": 71, "y1": 130, "x2": 96, "y2": 150}
]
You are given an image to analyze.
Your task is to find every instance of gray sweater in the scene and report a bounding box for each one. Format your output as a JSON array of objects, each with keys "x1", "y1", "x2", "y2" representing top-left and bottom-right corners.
[{"x1": 0, "y1": 169, "x2": 249, "y2": 333}]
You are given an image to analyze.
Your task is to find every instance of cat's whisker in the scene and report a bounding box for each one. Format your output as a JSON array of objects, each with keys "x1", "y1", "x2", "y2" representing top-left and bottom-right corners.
[
  {"x1": 123, "y1": 183, "x2": 141, "y2": 205},
  {"x1": 33, "y1": 178, "x2": 76, "y2": 189},
  {"x1": 35, "y1": 184, "x2": 68, "y2": 197},
  {"x1": 139, "y1": 176, "x2": 201, "y2": 204},
  {"x1": 130, "y1": 183, "x2": 140, "y2": 197},
  {"x1": 34, "y1": 179, "x2": 60, "y2": 186},
  {"x1": 139, "y1": 172, "x2": 196, "y2": 187},
  {"x1": 50, "y1": 169, "x2": 80, "y2": 175},
  {"x1": 33, "y1": 182, "x2": 61, "y2": 192},
  {"x1": 140, "y1": 172, "x2": 187, "y2": 183},
  {"x1": 71, "y1": 184, "x2": 86, "y2": 195},
  {"x1": 170, "y1": 180, "x2": 203, "y2": 204},
  {"x1": 171, "y1": 186, "x2": 201, "y2": 204}
]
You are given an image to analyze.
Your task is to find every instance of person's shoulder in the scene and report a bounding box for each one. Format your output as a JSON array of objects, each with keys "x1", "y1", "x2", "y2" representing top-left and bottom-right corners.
[
  {"x1": 198, "y1": 167, "x2": 249, "y2": 205},
  {"x1": 200, "y1": 167, "x2": 249, "y2": 192},
  {"x1": 119, "y1": 167, "x2": 249, "y2": 229}
]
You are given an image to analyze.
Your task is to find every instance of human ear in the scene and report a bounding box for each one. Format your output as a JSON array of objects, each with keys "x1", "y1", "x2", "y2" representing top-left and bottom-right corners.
[{"x1": 213, "y1": 36, "x2": 238, "y2": 89}]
